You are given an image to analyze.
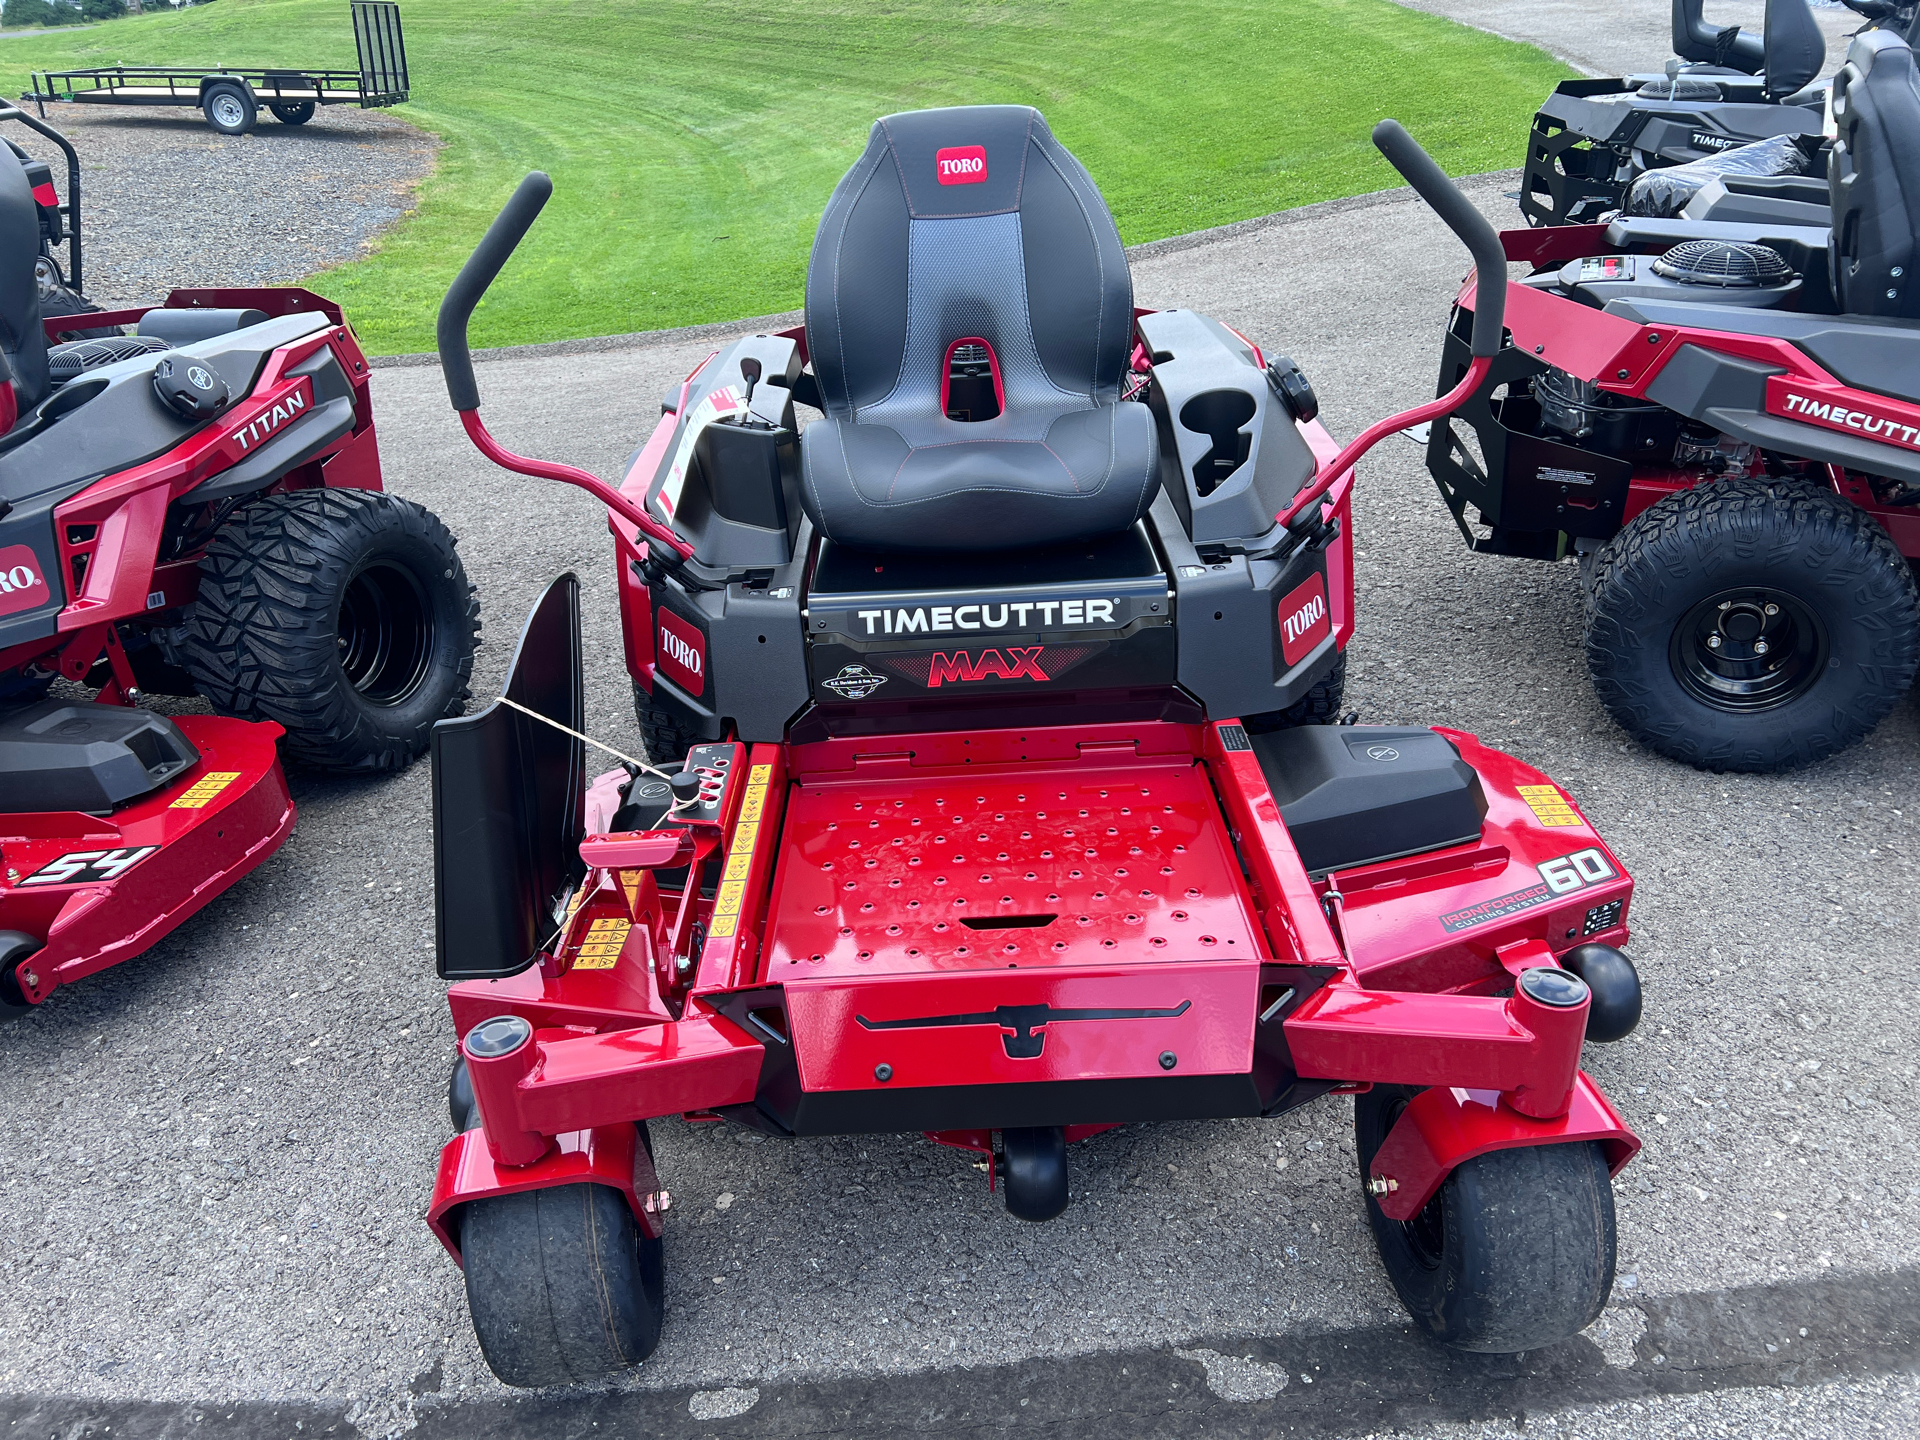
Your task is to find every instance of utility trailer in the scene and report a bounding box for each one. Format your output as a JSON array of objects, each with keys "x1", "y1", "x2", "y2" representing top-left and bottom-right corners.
[{"x1": 25, "y1": 1, "x2": 407, "y2": 137}]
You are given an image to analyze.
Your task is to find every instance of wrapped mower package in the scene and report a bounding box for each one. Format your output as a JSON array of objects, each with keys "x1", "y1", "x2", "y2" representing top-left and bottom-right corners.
[{"x1": 1623, "y1": 133, "x2": 1817, "y2": 217}]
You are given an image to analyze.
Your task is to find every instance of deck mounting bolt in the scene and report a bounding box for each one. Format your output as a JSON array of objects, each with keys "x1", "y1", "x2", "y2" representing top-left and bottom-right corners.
[
  {"x1": 1159, "y1": 1051, "x2": 1178, "y2": 1070},
  {"x1": 1367, "y1": 1176, "x2": 1399, "y2": 1197},
  {"x1": 874, "y1": 1063, "x2": 893, "y2": 1082}
]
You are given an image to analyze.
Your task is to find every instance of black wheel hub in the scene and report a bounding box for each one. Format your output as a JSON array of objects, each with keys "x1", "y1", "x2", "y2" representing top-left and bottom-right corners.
[
  {"x1": 1670, "y1": 586, "x2": 1828, "y2": 712},
  {"x1": 336, "y1": 561, "x2": 434, "y2": 706}
]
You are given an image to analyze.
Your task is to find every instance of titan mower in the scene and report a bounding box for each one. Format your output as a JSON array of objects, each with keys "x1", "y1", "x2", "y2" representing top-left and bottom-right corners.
[
  {"x1": 1, "y1": 118, "x2": 478, "y2": 1020},
  {"x1": 1429, "y1": 27, "x2": 1920, "y2": 773},
  {"x1": 1518, "y1": 0, "x2": 1916, "y2": 227},
  {"x1": 426, "y1": 111, "x2": 1647, "y2": 1387}
]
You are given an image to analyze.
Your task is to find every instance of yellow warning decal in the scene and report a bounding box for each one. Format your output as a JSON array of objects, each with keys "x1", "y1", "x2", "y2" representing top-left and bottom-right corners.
[
  {"x1": 1516, "y1": 783, "x2": 1583, "y2": 828},
  {"x1": 706, "y1": 764, "x2": 773, "y2": 941},
  {"x1": 170, "y1": 771, "x2": 241, "y2": 809},
  {"x1": 573, "y1": 916, "x2": 631, "y2": 970}
]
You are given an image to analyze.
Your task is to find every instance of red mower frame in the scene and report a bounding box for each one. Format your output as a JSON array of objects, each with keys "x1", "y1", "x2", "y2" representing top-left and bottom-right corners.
[{"x1": 422, "y1": 118, "x2": 1647, "y2": 1380}]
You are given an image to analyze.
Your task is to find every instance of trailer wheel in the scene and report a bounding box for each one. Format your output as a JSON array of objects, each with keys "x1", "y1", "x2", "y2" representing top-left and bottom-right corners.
[
  {"x1": 632, "y1": 681, "x2": 700, "y2": 769},
  {"x1": 1355, "y1": 1085, "x2": 1616, "y2": 1353},
  {"x1": 1243, "y1": 650, "x2": 1347, "y2": 733},
  {"x1": 180, "y1": 489, "x2": 480, "y2": 774},
  {"x1": 1586, "y1": 476, "x2": 1920, "y2": 772},
  {"x1": 269, "y1": 102, "x2": 315, "y2": 126},
  {"x1": 0, "y1": 932, "x2": 40, "y2": 1022},
  {"x1": 203, "y1": 83, "x2": 257, "y2": 136},
  {"x1": 460, "y1": 1174, "x2": 666, "y2": 1388}
]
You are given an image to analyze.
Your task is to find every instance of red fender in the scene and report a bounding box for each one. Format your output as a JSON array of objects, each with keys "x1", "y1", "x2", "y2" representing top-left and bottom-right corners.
[{"x1": 1366, "y1": 1071, "x2": 1640, "y2": 1223}]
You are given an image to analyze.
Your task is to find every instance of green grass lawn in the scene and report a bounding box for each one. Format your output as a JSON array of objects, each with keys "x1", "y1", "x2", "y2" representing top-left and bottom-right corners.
[{"x1": 0, "y1": 0, "x2": 1569, "y2": 353}]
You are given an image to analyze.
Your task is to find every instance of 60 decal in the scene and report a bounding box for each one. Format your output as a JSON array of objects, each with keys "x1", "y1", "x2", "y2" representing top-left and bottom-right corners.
[{"x1": 1538, "y1": 847, "x2": 1616, "y2": 895}]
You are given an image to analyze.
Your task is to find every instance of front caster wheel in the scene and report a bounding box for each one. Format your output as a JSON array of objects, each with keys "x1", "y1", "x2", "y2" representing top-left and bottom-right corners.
[
  {"x1": 461, "y1": 1171, "x2": 665, "y2": 1388},
  {"x1": 1354, "y1": 1086, "x2": 1616, "y2": 1353}
]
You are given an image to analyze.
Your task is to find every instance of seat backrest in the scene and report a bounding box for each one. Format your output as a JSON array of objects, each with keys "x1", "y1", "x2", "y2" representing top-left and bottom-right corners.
[
  {"x1": 0, "y1": 148, "x2": 45, "y2": 412},
  {"x1": 803, "y1": 105, "x2": 1133, "y2": 429},
  {"x1": 1673, "y1": 0, "x2": 1764, "y2": 73},
  {"x1": 1829, "y1": 29, "x2": 1920, "y2": 318},
  {"x1": 1762, "y1": 0, "x2": 1825, "y2": 97}
]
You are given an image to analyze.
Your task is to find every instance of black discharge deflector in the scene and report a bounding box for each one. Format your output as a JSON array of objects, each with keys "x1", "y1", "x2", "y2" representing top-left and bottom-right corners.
[
  {"x1": 0, "y1": 699, "x2": 198, "y2": 813},
  {"x1": 1252, "y1": 725, "x2": 1487, "y2": 876},
  {"x1": 431, "y1": 573, "x2": 586, "y2": 980}
]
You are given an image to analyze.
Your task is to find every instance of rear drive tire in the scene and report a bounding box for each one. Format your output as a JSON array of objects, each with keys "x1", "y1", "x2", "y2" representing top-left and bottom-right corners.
[
  {"x1": 460, "y1": 1173, "x2": 666, "y2": 1388},
  {"x1": 1586, "y1": 477, "x2": 1920, "y2": 772},
  {"x1": 180, "y1": 489, "x2": 480, "y2": 774},
  {"x1": 0, "y1": 932, "x2": 40, "y2": 1022},
  {"x1": 1355, "y1": 1085, "x2": 1616, "y2": 1353},
  {"x1": 269, "y1": 102, "x2": 315, "y2": 125},
  {"x1": 203, "y1": 83, "x2": 257, "y2": 136},
  {"x1": 1243, "y1": 649, "x2": 1347, "y2": 733},
  {"x1": 632, "y1": 680, "x2": 700, "y2": 769}
]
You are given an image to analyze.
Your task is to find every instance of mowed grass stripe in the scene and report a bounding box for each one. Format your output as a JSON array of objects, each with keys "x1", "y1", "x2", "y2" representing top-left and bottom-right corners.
[{"x1": 0, "y1": 0, "x2": 1569, "y2": 352}]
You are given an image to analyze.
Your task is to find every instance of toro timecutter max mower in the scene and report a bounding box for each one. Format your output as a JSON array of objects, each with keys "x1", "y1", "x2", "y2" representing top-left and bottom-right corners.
[
  {"x1": 1429, "y1": 27, "x2": 1920, "y2": 772},
  {"x1": 425, "y1": 112, "x2": 1646, "y2": 1386},
  {"x1": 0, "y1": 116, "x2": 479, "y2": 1020}
]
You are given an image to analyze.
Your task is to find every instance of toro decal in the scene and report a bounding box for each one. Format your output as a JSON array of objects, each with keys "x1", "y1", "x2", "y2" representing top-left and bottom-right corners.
[
  {"x1": 936, "y1": 145, "x2": 987, "y2": 186},
  {"x1": 1277, "y1": 573, "x2": 1331, "y2": 666},
  {"x1": 229, "y1": 384, "x2": 309, "y2": 453},
  {"x1": 0, "y1": 544, "x2": 51, "y2": 617},
  {"x1": 1438, "y1": 846, "x2": 1618, "y2": 934},
  {"x1": 656, "y1": 609, "x2": 707, "y2": 697},
  {"x1": 1768, "y1": 377, "x2": 1920, "y2": 454},
  {"x1": 18, "y1": 847, "x2": 159, "y2": 887}
]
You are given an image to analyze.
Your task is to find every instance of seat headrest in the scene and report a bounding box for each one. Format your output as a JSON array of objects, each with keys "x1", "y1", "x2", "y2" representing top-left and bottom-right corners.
[{"x1": 864, "y1": 105, "x2": 1048, "y2": 219}]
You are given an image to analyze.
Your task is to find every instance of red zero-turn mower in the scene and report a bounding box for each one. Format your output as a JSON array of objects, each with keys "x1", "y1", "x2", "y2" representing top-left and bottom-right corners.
[
  {"x1": 425, "y1": 112, "x2": 1647, "y2": 1386},
  {"x1": 1429, "y1": 28, "x2": 1920, "y2": 772},
  {"x1": 0, "y1": 122, "x2": 479, "y2": 1019}
]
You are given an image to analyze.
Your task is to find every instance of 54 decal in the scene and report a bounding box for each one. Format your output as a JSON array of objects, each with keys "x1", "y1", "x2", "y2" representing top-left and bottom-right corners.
[
  {"x1": 1538, "y1": 847, "x2": 1616, "y2": 895},
  {"x1": 16, "y1": 847, "x2": 159, "y2": 887}
]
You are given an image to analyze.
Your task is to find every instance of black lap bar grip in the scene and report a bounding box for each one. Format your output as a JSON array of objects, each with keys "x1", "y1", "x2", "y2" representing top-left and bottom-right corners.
[
  {"x1": 437, "y1": 170, "x2": 554, "y2": 412},
  {"x1": 1370, "y1": 120, "x2": 1507, "y2": 358}
]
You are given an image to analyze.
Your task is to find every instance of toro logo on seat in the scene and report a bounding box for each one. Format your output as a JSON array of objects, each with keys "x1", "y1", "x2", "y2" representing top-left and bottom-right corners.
[
  {"x1": 656, "y1": 608, "x2": 706, "y2": 697},
  {"x1": 0, "y1": 544, "x2": 51, "y2": 618},
  {"x1": 936, "y1": 145, "x2": 988, "y2": 186},
  {"x1": 1276, "y1": 573, "x2": 1330, "y2": 667}
]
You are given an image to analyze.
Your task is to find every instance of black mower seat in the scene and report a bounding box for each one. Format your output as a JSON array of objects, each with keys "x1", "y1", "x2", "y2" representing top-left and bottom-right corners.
[
  {"x1": 1829, "y1": 29, "x2": 1920, "y2": 321},
  {"x1": 799, "y1": 105, "x2": 1157, "y2": 554}
]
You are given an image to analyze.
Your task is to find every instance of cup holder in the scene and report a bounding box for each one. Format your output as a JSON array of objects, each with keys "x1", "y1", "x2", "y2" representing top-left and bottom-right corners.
[{"x1": 1179, "y1": 388, "x2": 1256, "y2": 496}]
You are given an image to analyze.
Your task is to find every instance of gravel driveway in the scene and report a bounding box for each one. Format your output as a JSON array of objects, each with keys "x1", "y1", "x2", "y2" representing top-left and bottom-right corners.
[{"x1": 14, "y1": 103, "x2": 436, "y2": 307}]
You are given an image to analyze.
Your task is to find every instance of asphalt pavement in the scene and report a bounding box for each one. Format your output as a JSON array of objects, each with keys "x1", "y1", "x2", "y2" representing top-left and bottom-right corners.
[
  {"x1": 4, "y1": 1, "x2": 1919, "y2": 1433},
  {"x1": 2, "y1": 165, "x2": 1915, "y2": 1438}
]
